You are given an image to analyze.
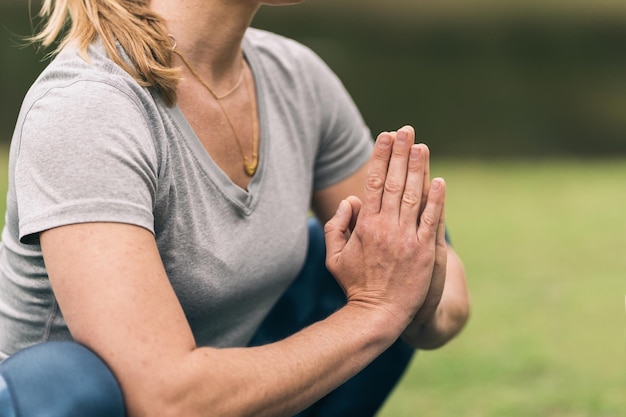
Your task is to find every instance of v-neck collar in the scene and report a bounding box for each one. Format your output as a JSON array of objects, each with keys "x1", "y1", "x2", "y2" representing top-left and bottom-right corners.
[{"x1": 168, "y1": 34, "x2": 268, "y2": 216}]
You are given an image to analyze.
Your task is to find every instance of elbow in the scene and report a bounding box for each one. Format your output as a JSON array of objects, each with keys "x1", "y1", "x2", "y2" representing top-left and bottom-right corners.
[
  {"x1": 120, "y1": 363, "x2": 209, "y2": 417},
  {"x1": 122, "y1": 352, "x2": 247, "y2": 417},
  {"x1": 127, "y1": 384, "x2": 218, "y2": 417},
  {"x1": 123, "y1": 380, "x2": 196, "y2": 417}
]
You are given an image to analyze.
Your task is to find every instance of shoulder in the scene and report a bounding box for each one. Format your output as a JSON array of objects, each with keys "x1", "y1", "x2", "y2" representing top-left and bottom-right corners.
[
  {"x1": 244, "y1": 27, "x2": 355, "y2": 120},
  {"x1": 12, "y1": 42, "x2": 164, "y2": 187},
  {"x1": 21, "y1": 40, "x2": 157, "y2": 126},
  {"x1": 14, "y1": 41, "x2": 167, "y2": 158}
]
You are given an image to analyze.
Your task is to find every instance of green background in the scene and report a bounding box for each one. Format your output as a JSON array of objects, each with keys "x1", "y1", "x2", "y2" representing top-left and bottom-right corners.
[{"x1": 2, "y1": 0, "x2": 626, "y2": 156}]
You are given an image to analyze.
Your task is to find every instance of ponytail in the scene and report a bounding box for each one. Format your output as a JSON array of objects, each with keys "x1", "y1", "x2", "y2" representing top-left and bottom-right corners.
[{"x1": 31, "y1": 0, "x2": 180, "y2": 105}]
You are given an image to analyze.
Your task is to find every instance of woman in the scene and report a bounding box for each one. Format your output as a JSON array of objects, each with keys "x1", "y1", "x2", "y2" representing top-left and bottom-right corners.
[{"x1": 0, "y1": 0, "x2": 469, "y2": 415}]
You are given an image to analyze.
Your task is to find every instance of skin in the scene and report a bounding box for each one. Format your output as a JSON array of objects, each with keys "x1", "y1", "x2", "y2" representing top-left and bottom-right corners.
[
  {"x1": 39, "y1": 0, "x2": 469, "y2": 416},
  {"x1": 314, "y1": 129, "x2": 469, "y2": 350}
]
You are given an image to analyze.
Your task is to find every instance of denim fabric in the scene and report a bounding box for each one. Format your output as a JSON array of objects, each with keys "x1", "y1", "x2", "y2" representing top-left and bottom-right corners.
[
  {"x1": 0, "y1": 374, "x2": 16, "y2": 417},
  {"x1": 0, "y1": 341, "x2": 124, "y2": 417}
]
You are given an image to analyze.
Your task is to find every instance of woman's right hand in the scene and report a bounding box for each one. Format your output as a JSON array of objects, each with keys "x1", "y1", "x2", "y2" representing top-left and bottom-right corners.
[{"x1": 323, "y1": 127, "x2": 447, "y2": 334}]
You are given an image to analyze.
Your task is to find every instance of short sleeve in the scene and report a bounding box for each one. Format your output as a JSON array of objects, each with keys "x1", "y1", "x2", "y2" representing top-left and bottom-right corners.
[
  {"x1": 304, "y1": 48, "x2": 374, "y2": 190},
  {"x1": 15, "y1": 80, "x2": 158, "y2": 243}
]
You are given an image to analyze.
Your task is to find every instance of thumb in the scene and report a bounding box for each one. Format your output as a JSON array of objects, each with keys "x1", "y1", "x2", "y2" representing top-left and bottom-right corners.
[
  {"x1": 323, "y1": 200, "x2": 352, "y2": 263},
  {"x1": 345, "y1": 195, "x2": 362, "y2": 232}
]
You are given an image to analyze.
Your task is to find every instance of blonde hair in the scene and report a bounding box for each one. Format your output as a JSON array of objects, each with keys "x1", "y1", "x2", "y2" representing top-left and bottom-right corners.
[{"x1": 31, "y1": 0, "x2": 180, "y2": 105}]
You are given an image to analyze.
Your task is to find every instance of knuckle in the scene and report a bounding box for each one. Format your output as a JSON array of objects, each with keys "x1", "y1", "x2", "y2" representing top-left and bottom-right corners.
[
  {"x1": 356, "y1": 220, "x2": 386, "y2": 244},
  {"x1": 401, "y1": 190, "x2": 420, "y2": 207},
  {"x1": 420, "y1": 211, "x2": 438, "y2": 227},
  {"x1": 360, "y1": 222, "x2": 378, "y2": 240},
  {"x1": 383, "y1": 179, "x2": 403, "y2": 194},
  {"x1": 323, "y1": 220, "x2": 335, "y2": 235},
  {"x1": 354, "y1": 218, "x2": 372, "y2": 236},
  {"x1": 365, "y1": 174, "x2": 385, "y2": 192}
]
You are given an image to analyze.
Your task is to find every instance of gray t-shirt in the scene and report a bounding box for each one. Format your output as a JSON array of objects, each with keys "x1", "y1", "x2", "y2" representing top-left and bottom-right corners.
[{"x1": 0, "y1": 28, "x2": 373, "y2": 360}]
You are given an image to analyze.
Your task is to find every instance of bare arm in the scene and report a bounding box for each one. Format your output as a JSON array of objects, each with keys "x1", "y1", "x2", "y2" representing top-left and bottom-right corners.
[
  {"x1": 41, "y1": 127, "x2": 444, "y2": 417},
  {"x1": 42, "y1": 223, "x2": 400, "y2": 417}
]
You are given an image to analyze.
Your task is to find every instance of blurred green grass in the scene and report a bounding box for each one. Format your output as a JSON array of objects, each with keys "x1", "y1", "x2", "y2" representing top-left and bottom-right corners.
[{"x1": 377, "y1": 158, "x2": 626, "y2": 416}]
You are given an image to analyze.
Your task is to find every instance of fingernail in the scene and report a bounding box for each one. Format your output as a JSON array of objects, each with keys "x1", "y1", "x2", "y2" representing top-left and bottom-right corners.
[
  {"x1": 336, "y1": 200, "x2": 348, "y2": 214},
  {"x1": 431, "y1": 178, "x2": 444, "y2": 190},
  {"x1": 410, "y1": 145, "x2": 421, "y2": 160},
  {"x1": 378, "y1": 133, "x2": 391, "y2": 146}
]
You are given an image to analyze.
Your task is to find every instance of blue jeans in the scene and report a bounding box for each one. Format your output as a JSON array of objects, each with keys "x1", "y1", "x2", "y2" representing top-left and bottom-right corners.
[
  {"x1": 0, "y1": 341, "x2": 124, "y2": 417},
  {"x1": 0, "y1": 218, "x2": 414, "y2": 417}
]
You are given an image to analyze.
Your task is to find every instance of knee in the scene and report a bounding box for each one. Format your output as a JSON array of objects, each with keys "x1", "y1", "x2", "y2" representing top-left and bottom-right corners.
[{"x1": 0, "y1": 341, "x2": 125, "y2": 417}]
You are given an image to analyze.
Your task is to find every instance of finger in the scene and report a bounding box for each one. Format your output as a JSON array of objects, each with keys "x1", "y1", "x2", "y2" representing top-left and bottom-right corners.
[
  {"x1": 380, "y1": 126, "x2": 415, "y2": 217},
  {"x1": 345, "y1": 195, "x2": 362, "y2": 233},
  {"x1": 435, "y1": 198, "x2": 447, "y2": 251},
  {"x1": 417, "y1": 178, "x2": 446, "y2": 245},
  {"x1": 324, "y1": 200, "x2": 353, "y2": 265},
  {"x1": 430, "y1": 198, "x2": 448, "y2": 302},
  {"x1": 415, "y1": 199, "x2": 448, "y2": 322},
  {"x1": 362, "y1": 132, "x2": 393, "y2": 216},
  {"x1": 411, "y1": 178, "x2": 446, "y2": 323},
  {"x1": 399, "y1": 144, "x2": 427, "y2": 229},
  {"x1": 419, "y1": 143, "x2": 431, "y2": 220}
]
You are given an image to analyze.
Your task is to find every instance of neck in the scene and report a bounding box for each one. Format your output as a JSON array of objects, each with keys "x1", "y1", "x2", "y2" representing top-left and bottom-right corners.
[{"x1": 151, "y1": 0, "x2": 260, "y2": 85}]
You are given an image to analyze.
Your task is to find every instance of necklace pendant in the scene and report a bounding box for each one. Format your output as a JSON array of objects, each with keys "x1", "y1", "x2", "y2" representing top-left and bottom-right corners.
[{"x1": 244, "y1": 159, "x2": 258, "y2": 177}]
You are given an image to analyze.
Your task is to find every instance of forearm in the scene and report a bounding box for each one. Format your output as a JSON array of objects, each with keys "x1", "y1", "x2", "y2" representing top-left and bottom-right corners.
[
  {"x1": 42, "y1": 223, "x2": 402, "y2": 417},
  {"x1": 402, "y1": 246, "x2": 470, "y2": 349},
  {"x1": 126, "y1": 303, "x2": 402, "y2": 417}
]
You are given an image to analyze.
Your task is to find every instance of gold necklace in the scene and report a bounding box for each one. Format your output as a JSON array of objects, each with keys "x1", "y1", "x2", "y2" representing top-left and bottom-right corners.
[{"x1": 170, "y1": 36, "x2": 259, "y2": 177}]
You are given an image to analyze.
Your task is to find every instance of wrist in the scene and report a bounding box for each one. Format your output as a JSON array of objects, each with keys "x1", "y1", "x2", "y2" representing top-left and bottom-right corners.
[{"x1": 343, "y1": 300, "x2": 411, "y2": 346}]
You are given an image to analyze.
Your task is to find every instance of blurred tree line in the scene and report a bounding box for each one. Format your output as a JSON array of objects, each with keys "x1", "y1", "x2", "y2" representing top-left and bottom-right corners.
[{"x1": 2, "y1": 1, "x2": 626, "y2": 157}]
